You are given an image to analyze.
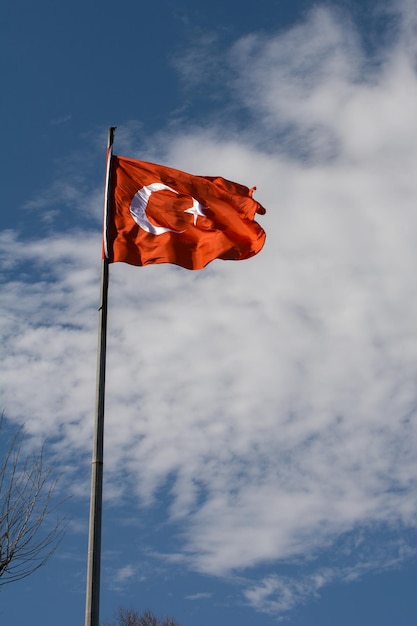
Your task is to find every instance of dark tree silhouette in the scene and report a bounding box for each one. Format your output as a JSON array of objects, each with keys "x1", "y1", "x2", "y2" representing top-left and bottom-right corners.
[
  {"x1": 102, "y1": 607, "x2": 181, "y2": 626},
  {"x1": 0, "y1": 416, "x2": 65, "y2": 586}
]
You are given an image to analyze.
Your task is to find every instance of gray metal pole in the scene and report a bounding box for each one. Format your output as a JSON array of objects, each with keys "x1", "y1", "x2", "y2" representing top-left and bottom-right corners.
[{"x1": 85, "y1": 127, "x2": 116, "y2": 626}]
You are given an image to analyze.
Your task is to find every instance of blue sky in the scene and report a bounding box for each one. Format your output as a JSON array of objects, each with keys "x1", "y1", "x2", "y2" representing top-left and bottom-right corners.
[{"x1": 2, "y1": 0, "x2": 417, "y2": 625}]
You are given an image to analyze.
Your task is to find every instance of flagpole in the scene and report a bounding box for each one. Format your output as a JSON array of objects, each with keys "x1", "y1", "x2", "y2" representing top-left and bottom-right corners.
[{"x1": 85, "y1": 126, "x2": 116, "y2": 626}]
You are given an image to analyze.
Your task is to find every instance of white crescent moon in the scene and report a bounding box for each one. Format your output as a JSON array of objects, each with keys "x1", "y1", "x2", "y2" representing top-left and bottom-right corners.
[{"x1": 130, "y1": 182, "x2": 183, "y2": 235}]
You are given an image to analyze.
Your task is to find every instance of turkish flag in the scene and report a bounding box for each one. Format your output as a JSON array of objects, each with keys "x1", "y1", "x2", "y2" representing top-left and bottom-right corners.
[{"x1": 105, "y1": 155, "x2": 266, "y2": 270}]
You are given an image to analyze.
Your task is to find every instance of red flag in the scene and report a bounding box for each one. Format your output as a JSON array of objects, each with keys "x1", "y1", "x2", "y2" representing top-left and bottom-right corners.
[{"x1": 105, "y1": 156, "x2": 266, "y2": 270}]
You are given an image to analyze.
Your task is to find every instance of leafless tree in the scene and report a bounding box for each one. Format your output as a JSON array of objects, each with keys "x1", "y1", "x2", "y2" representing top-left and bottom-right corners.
[
  {"x1": 102, "y1": 607, "x2": 181, "y2": 626},
  {"x1": 0, "y1": 415, "x2": 65, "y2": 586}
]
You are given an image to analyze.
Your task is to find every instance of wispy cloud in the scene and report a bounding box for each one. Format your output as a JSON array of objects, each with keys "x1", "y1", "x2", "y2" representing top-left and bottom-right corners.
[
  {"x1": 185, "y1": 592, "x2": 212, "y2": 601},
  {"x1": 114, "y1": 564, "x2": 136, "y2": 584},
  {"x1": 244, "y1": 537, "x2": 416, "y2": 616},
  {"x1": 106, "y1": 564, "x2": 138, "y2": 591},
  {"x1": 50, "y1": 114, "x2": 72, "y2": 126}
]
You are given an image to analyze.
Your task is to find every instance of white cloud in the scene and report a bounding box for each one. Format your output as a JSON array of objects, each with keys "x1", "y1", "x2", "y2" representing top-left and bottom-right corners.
[
  {"x1": 185, "y1": 592, "x2": 212, "y2": 601},
  {"x1": 114, "y1": 564, "x2": 136, "y2": 584},
  {"x1": 2, "y1": 1, "x2": 417, "y2": 616},
  {"x1": 244, "y1": 573, "x2": 328, "y2": 616},
  {"x1": 244, "y1": 538, "x2": 416, "y2": 616}
]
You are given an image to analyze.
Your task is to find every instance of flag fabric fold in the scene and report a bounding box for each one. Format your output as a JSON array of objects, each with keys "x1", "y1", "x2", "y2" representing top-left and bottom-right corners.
[{"x1": 105, "y1": 155, "x2": 266, "y2": 270}]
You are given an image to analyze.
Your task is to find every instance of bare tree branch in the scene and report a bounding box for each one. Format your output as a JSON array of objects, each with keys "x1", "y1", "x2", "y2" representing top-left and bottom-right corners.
[
  {"x1": 102, "y1": 607, "x2": 181, "y2": 626},
  {"x1": 0, "y1": 414, "x2": 66, "y2": 586}
]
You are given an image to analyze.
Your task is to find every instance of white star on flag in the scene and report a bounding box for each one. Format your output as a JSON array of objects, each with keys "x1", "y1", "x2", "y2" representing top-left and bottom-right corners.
[{"x1": 184, "y1": 198, "x2": 208, "y2": 225}]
